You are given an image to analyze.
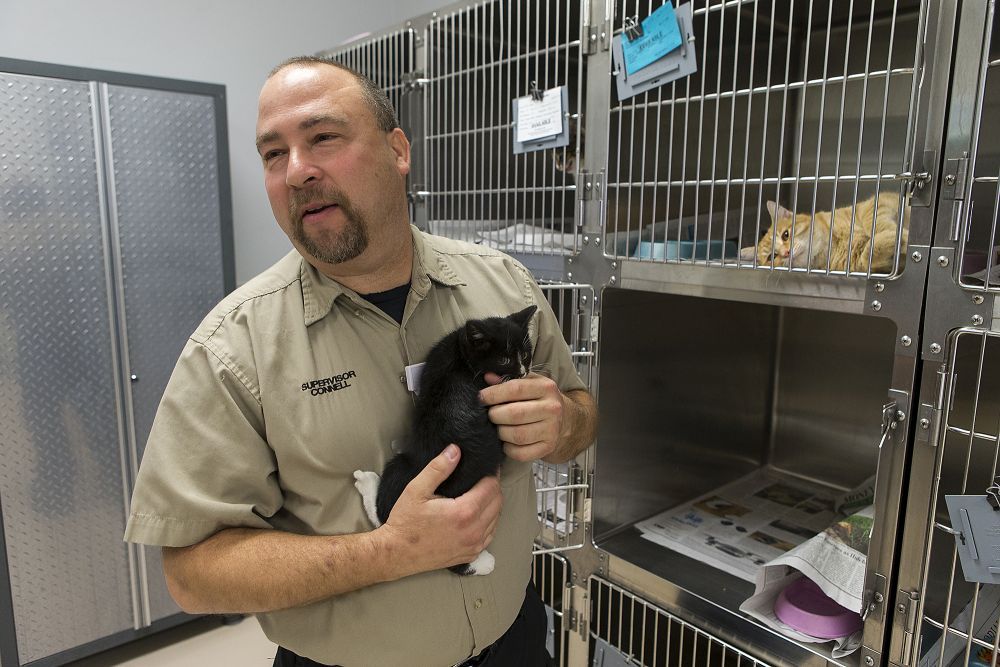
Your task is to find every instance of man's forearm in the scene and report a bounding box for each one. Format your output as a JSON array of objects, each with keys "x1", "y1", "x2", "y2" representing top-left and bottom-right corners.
[
  {"x1": 545, "y1": 389, "x2": 598, "y2": 464},
  {"x1": 162, "y1": 526, "x2": 406, "y2": 614}
]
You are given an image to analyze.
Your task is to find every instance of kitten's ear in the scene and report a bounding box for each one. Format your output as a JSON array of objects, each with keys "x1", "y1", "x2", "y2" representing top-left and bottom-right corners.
[
  {"x1": 464, "y1": 321, "x2": 491, "y2": 352},
  {"x1": 511, "y1": 305, "x2": 538, "y2": 328},
  {"x1": 766, "y1": 201, "x2": 792, "y2": 222}
]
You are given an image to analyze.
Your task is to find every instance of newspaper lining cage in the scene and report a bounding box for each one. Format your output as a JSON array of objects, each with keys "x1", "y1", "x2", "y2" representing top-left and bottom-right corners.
[
  {"x1": 589, "y1": 577, "x2": 773, "y2": 667},
  {"x1": 956, "y1": 0, "x2": 1000, "y2": 292},
  {"x1": 605, "y1": 0, "x2": 923, "y2": 277},
  {"x1": 424, "y1": 0, "x2": 585, "y2": 253},
  {"x1": 915, "y1": 329, "x2": 1000, "y2": 667},
  {"x1": 534, "y1": 283, "x2": 595, "y2": 555}
]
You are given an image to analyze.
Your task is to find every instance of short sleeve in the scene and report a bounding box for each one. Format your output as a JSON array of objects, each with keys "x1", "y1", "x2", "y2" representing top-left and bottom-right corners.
[
  {"x1": 521, "y1": 271, "x2": 589, "y2": 396},
  {"x1": 124, "y1": 340, "x2": 282, "y2": 547}
]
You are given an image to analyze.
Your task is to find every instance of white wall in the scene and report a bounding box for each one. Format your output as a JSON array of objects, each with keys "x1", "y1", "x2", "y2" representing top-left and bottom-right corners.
[{"x1": 0, "y1": 0, "x2": 444, "y2": 284}]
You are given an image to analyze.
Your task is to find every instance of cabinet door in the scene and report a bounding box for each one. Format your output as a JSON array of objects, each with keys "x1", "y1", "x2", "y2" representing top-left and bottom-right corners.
[
  {"x1": 104, "y1": 84, "x2": 228, "y2": 624},
  {"x1": 0, "y1": 72, "x2": 135, "y2": 663}
]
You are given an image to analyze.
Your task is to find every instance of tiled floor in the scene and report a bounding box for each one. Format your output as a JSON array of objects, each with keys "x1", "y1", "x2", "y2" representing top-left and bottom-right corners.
[{"x1": 66, "y1": 616, "x2": 277, "y2": 666}]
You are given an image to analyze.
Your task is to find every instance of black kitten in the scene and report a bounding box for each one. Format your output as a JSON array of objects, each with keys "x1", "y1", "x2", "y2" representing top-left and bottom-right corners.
[{"x1": 353, "y1": 305, "x2": 537, "y2": 575}]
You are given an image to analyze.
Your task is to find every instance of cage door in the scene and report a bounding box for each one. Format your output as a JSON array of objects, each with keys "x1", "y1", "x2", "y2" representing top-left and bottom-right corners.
[{"x1": 535, "y1": 283, "x2": 595, "y2": 555}]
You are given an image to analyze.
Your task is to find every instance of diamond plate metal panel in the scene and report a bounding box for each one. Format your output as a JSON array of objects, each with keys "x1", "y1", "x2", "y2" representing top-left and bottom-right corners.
[
  {"x1": 106, "y1": 84, "x2": 226, "y2": 623},
  {"x1": 0, "y1": 72, "x2": 134, "y2": 663}
]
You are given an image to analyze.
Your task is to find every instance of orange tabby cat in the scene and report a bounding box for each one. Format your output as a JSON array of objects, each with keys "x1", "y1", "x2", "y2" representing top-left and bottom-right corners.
[{"x1": 740, "y1": 192, "x2": 910, "y2": 273}]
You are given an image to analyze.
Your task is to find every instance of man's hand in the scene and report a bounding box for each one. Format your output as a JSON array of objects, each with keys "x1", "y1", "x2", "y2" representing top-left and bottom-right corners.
[
  {"x1": 378, "y1": 444, "x2": 503, "y2": 576},
  {"x1": 479, "y1": 372, "x2": 568, "y2": 462}
]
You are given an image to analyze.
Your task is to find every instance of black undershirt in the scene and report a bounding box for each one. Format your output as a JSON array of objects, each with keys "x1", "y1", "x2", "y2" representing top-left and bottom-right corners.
[{"x1": 358, "y1": 282, "x2": 410, "y2": 324}]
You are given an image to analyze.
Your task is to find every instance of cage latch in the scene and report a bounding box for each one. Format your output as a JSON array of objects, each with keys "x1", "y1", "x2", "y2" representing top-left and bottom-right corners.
[
  {"x1": 878, "y1": 401, "x2": 900, "y2": 449},
  {"x1": 895, "y1": 170, "x2": 931, "y2": 196},
  {"x1": 862, "y1": 572, "x2": 887, "y2": 621}
]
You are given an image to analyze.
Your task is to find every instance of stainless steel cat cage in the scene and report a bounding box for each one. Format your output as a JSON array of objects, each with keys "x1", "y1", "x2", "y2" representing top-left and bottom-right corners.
[{"x1": 320, "y1": 0, "x2": 991, "y2": 665}]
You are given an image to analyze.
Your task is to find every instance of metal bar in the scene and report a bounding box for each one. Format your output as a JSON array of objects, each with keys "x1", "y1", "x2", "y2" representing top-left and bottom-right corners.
[
  {"x1": 809, "y1": 0, "x2": 836, "y2": 275},
  {"x1": 609, "y1": 68, "x2": 917, "y2": 116},
  {"x1": 786, "y1": 0, "x2": 815, "y2": 274}
]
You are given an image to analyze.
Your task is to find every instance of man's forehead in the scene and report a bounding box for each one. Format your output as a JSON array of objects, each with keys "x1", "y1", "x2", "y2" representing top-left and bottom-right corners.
[{"x1": 258, "y1": 65, "x2": 363, "y2": 120}]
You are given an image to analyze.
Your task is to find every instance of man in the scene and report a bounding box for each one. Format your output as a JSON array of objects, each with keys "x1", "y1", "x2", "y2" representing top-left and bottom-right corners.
[{"x1": 124, "y1": 56, "x2": 597, "y2": 667}]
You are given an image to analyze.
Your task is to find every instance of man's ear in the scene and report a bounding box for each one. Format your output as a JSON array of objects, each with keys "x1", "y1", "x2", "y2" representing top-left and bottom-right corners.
[{"x1": 388, "y1": 128, "x2": 411, "y2": 177}]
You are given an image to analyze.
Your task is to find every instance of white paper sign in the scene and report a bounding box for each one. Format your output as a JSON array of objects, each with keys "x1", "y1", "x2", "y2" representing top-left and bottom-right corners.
[{"x1": 515, "y1": 87, "x2": 564, "y2": 144}]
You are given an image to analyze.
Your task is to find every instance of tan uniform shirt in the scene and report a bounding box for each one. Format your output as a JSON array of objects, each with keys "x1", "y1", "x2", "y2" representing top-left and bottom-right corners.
[{"x1": 124, "y1": 227, "x2": 587, "y2": 666}]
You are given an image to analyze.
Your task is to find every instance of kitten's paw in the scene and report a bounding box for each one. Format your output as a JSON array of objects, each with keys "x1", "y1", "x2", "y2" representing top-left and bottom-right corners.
[
  {"x1": 353, "y1": 470, "x2": 382, "y2": 528},
  {"x1": 465, "y1": 550, "x2": 495, "y2": 576}
]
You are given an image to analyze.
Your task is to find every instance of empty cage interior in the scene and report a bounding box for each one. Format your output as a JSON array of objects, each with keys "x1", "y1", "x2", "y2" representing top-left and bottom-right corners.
[
  {"x1": 959, "y1": 5, "x2": 1000, "y2": 291},
  {"x1": 589, "y1": 576, "x2": 771, "y2": 666},
  {"x1": 425, "y1": 0, "x2": 584, "y2": 252},
  {"x1": 917, "y1": 331, "x2": 1000, "y2": 666},
  {"x1": 593, "y1": 288, "x2": 896, "y2": 653},
  {"x1": 605, "y1": 0, "x2": 920, "y2": 277}
]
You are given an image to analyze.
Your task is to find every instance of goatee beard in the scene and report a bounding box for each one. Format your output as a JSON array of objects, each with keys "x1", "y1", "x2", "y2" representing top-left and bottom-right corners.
[{"x1": 290, "y1": 189, "x2": 369, "y2": 265}]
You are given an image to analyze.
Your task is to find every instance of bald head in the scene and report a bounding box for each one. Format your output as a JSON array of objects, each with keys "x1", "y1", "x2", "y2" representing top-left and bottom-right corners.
[{"x1": 266, "y1": 56, "x2": 398, "y2": 133}]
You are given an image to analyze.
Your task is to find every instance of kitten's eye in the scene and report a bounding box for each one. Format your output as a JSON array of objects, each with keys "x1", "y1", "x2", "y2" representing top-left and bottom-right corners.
[{"x1": 781, "y1": 230, "x2": 789, "y2": 242}]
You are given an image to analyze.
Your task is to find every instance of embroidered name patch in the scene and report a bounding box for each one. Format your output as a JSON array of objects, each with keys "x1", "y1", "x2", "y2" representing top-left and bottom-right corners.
[{"x1": 301, "y1": 371, "x2": 357, "y2": 396}]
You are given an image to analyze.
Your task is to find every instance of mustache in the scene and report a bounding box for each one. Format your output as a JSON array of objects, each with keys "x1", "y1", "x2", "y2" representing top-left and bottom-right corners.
[{"x1": 288, "y1": 187, "x2": 348, "y2": 220}]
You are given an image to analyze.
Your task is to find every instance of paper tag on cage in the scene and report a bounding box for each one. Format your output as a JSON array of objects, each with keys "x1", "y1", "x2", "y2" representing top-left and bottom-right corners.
[
  {"x1": 613, "y1": 2, "x2": 697, "y2": 101},
  {"x1": 515, "y1": 86, "x2": 564, "y2": 143},
  {"x1": 404, "y1": 362, "x2": 425, "y2": 394},
  {"x1": 945, "y1": 494, "x2": 1000, "y2": 585},
  {"x1": 511, "y1": 85, "x2": 570, "y2": 155},
  {"x1": 620, "y1": 2, "x2": 683, "y2": 75}
]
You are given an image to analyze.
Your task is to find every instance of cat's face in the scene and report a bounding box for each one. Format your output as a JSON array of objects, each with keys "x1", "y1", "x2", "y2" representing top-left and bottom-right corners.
[
  {"x1": 461, "y1": 305, "x2": 537, "y2": 380},
  {"x1": 740, "y1": 201, "x2": 826, "y2": 268}
]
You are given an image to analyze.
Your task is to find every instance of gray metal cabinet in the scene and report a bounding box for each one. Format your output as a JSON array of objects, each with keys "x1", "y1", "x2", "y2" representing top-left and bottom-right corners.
[{"x1": 0, "y1": 59, "x2": 233, "y2": 666}]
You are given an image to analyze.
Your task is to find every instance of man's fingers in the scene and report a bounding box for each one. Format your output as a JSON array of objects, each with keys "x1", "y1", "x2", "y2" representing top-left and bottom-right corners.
[{"x1": 407, "y1": 445, "x2": 461, "y2": 498}]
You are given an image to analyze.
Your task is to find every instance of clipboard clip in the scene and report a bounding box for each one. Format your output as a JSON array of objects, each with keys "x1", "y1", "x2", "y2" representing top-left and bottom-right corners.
[
  {"x1": 529, "y1": 80, "x2": 544, "y2": 101},
  {"x1": 623, "y1": 15, "x2": 644, "y2": 42},
  {"x1": 987, "y1": 476, "x2": 1000, "y2": 511}
]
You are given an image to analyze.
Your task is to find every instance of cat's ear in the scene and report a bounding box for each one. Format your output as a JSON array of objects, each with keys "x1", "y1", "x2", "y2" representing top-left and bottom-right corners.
[
  {"x1": 463, "y1": 321, "x2": 491, "y2": 352},
  {"x1": 766, "y1": 201, "x2": 792, "y2": 222},
  {"x1": 511, "y1": 305, "x2": 538, "y2": 328}
]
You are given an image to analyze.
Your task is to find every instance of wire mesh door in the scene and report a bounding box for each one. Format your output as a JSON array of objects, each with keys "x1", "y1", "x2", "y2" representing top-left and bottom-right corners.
[
  {"x1": 424, "y1": 0, "x2": 585, "y2": 255},
  {"x1": 952, "y1": 0, "x2": 1000, "y2": 293},
  {"x1": 533, "y1": 551, "x2": 572, "y2": 667},
  {"x1": 589, "y1": 577, "x2": 773, "y2": 667},
  {"x1": 603, "y1": 0, "x2": 925, "y2": 278},
  {"x1": 534, "y1": 282, "x2": 595, "y2": 555},
  {"x1": 319, "y1": 28, "x2": 417, "y2": 134},
  {"x1": 910, "y1": 329, "x2": 1000, "y2": 667}
]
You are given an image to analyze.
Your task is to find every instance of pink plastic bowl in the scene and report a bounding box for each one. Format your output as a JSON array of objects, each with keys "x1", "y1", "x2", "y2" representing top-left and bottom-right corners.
[{"x1": 773, "y1": 577, "x2": 863, "y2": 639}]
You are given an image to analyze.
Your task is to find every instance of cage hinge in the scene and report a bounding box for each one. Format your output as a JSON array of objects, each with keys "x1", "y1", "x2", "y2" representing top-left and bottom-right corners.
[
  {"x1": 583, "y1": 24, "x2": 609, "y2": 55},
  {"x1": 896, "y1": 589, "x2": 921, "y2": 665},
  {"x1": 589, "y1": 315, "x2": 600, "y2": 344},
  {"x1": 915, "y1": 402, "x2": 941, "y2": 446},
  {"x1": 916, "y1": 365, "x2": 948, "y2": 446},
  {"x1": 942, "y1": 155, "x2": 969, "y2": 201},
  {"x1": 578, "y1": 171, "x2": 603, "y2": 202}
]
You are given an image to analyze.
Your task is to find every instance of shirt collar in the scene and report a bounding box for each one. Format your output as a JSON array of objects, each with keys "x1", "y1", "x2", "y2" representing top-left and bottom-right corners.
[{"x1": 300, "y1": 226, "x2": 465, "y2": 326}]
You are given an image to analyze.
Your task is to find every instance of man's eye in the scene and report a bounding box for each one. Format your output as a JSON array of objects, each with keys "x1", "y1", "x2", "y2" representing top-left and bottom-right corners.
[
  {"x1": 262, "y1": 150, "x2": 285, "y2": 162},
  {"x1": 315, "y1": 133, "x2": 339, "y2": 143}
]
